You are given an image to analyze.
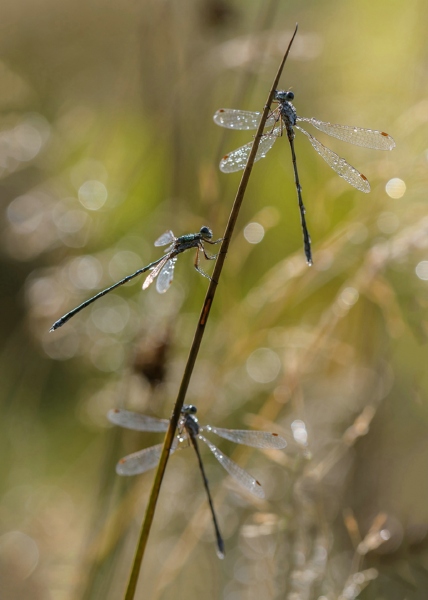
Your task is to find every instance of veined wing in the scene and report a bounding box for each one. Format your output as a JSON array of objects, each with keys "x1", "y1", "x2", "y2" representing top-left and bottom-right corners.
[
  {"x1": 296, "y1": 125, "x2": 371, "y2": 193},
  {"x1": 154, "y1": 230, "x2": 176, "y2": 247},
  {"x1": 116, "y1": 439, "x2": 178, "y2": 476},
  {"x1": 213, "y1": 109, "x2": 277, "y2": 130},
  {"x1": 219, "y1": 125, "x2": 282, "y2": 173},
  {"x1": 202, "y1": 426, "x2": 287, "y2": 449},
  {"x1": 297, "y1": 117, "x2": 395, "y2": 150},
  {"x1": 156, "y1": 257, "x2": 177, "y2": 294},
  {"x1": 142, "y1": 255, "x2": 170, "y2": 290},
  {"x1": 199, "y1": 434, "x2": 264, "y2": 498},
  {"x1": 108, "y1": 408, "x2": 169, "y2": 432}
]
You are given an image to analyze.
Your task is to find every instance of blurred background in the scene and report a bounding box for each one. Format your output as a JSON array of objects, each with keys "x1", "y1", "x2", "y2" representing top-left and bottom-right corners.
[{"x1": 1, "y1": 0, "x2": 428, "y2": 598}]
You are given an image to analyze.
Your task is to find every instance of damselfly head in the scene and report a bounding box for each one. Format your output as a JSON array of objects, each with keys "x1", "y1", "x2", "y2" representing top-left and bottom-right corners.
[
  {"x1": 274, "y1": 90, "x2": 294, "y2": 102},
  {"x1": 199, "y1": 226, "x2": 213, "y2": 240},
  {"x1": 182, "y1": 404, "x2": 197, "y2": 415}
]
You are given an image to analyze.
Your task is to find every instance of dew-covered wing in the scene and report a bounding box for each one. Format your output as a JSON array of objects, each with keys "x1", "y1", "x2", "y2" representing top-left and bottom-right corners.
[
  {"x1": 156, "y1": 257, "x2": 177, "y2": 294},
  {"x1": 108, "y1": 408, "x2": 169, "y2": 432},
  {"x1": 154, "y1": 230, "x2": 176, "y2": 247},
  {"x1": 142, "y1": 256, "x2": 169, "y2": 290},
  {"x1": 204, "y1": 426, "x2": 287, "y2": 449},
  {"x1": 199, "y1": 435, "x2": 264, "y2": 498},
  {"x1": 219, "y1": 125, "x2": 282, "y2": 173},
  {"x1": 116, "y1": 440, "x2": 178, "y2": 476},
  {"x1": 296, "y1": 126, "x2": 371, "y2": 193},
  {"x1": 214, "y1": 109, "x2": 277, "y2": 130},
  {"x1": 297, "y1": 117, "x2": 395, "y2": 150}
]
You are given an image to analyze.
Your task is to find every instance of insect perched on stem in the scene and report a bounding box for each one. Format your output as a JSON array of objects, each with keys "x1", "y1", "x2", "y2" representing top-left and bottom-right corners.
[
  {"x1": 108, "y1": 404, "x2": 287, "y2": 558},
  {"x1": 214, "y1": 90, "x2": 395, "y2": 265},
  {"x1": 50, "y1": 226, "x2": 222, "y2": 331}
]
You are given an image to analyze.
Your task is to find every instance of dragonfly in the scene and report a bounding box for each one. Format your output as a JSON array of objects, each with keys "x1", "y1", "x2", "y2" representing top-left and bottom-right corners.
[
  {"x1": 108, "y1": 404, "x2": 287, "y2": 558},
  {"x1": 50, "y1": 226, "x2": 221, "y2": 331},
  {"x1": 214, "y1": 90, "x2": 396, "y2": 265}
]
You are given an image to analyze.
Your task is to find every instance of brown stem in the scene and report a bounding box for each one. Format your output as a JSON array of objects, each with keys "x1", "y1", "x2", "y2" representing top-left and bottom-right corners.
[{"x1": 123, "y1": 24, "x2": 299, "y2": 600}]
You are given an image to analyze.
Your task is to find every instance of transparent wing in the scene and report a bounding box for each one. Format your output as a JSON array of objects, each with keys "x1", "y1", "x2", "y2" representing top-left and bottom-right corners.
[
  {"x1": 219, "y1": 125, "x2": 282, "y2": 173},
  {"x1": 296, "y1": 125, "x2": 371, "y2": 193},
  {"x1": 213, "y1": 109, "x2": 277, "y2": 130},
  {"x1": 156, "y1": 257, "x2": 177, "y2": 294},
  {"x1": 199, "y1": 434, "x2": 264, "y2": 498},
  {"x1": 202, "y1": 426, "x2": 287, "y2": 449},
  {"x1": 154, "y1": 230, "x2": 176, "y2": 247},
  {"x1": 142, "y1": 255, "x2": 170, "y2": 290},
  {"x1": 108, "y1": 408, "x2": 169, "y2": 432},
  {"x1": 297, "y1": 117, "x2": 395, "y2": 150},
  {"x1": 116, "y1": 439, "x2": 178, "y2": 476}
]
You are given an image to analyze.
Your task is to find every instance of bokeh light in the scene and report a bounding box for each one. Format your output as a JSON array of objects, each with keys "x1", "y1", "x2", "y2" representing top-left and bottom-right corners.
[
  {"x1": 246, "y1": 348, "x2": 281, "y2": 383},
  {"x1": 415, "y1": 261, "x2": 428, "y2": 281},
  {"x1": 78, "y1": 180, "x2": 108, "y2": 210},
  {"x1": 243, "y1": 222, "x2": 265, "y2": 244},
  {"x1": 377, "y1": 211, "x2": 400, "y2": 234},
  {"x1": 67, "y1": 255, "x2": 103, "y2": 289},
  {"x1": 385, "y1": 178, "x2": 406, "y2": 199}
]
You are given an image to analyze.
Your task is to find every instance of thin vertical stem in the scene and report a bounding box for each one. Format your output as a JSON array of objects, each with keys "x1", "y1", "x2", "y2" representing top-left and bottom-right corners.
[{"x1": 123, "y1": 24, "x2": 299, "y2": 600}]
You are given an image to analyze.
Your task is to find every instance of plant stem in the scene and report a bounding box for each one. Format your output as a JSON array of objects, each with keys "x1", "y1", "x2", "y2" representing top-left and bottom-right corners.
[{"x1": 123, "y1": 24, "x2": 299, "y2": 600}]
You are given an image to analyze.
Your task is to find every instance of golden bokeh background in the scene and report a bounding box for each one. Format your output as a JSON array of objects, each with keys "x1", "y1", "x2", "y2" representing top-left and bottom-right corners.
[{"x1": 1, "y1": 1, "x2": 428, "y2": 599}]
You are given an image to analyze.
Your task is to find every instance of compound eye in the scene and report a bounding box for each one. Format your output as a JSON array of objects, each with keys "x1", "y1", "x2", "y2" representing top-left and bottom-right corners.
[
  {"x1": 287, "y1": 91, "x2": 294, "y2": 100},
  {"x1": 200, "y1": 226, "x2": 212, "y2": 238},
  {"x1": 188, "y1": 405, "x2": 197, "y2": 414}
]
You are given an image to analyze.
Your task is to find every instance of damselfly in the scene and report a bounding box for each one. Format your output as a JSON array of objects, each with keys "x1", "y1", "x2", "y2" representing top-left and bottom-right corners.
[
  {"x1": 108, "y1": 404, "x2": 287, "y2": 558},
  {"x1": 214, "y1": 90, "x2": 395, "y2": 265},
  {"x1": 50, "y1": 226, "x2": 221, "y2": 331}
]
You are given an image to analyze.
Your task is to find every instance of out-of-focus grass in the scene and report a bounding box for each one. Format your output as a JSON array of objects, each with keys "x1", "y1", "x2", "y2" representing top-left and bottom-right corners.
[{"x1": 1, "y1": 1, "x2": 428, "y2": 599}]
